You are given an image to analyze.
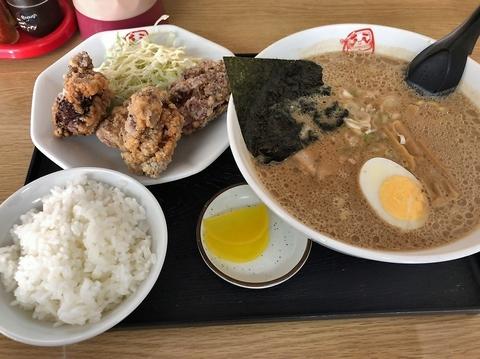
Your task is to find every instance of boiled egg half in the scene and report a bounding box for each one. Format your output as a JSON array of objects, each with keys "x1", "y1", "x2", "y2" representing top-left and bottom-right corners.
[{"x1": 359, "y1": 157, "x2": 428, "y2": 230}]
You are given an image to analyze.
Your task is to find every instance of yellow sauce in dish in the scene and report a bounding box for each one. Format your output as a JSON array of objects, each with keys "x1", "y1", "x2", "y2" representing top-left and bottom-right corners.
[{"x1": 203, "y1": 204, "x2": 270, "y2": 262}]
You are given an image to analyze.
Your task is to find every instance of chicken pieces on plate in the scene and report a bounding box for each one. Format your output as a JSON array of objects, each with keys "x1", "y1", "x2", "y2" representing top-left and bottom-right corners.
[
  {"x1": 96, "y1": 86, "x2": 184, "y2": 178},
  {"x1": 52, "y1": 51, "x2": 230, "y2": 178},
  {"x1": 52, "y1": 52, "x2": 112, "y2": 137}
]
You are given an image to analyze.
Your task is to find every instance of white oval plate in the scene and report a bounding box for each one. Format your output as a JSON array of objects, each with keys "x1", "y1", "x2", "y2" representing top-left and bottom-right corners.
[
  {"x1": 31, "y1": 25, "x2": 234, "y2": 186},
  {"x1": 197, "y1": 184, "x2": 311, "y2": 289}
]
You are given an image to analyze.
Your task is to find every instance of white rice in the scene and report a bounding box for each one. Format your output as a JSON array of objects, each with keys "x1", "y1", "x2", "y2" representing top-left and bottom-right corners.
[{"x1": 0, "y1": 177, "x2": 155, "y2": 326}]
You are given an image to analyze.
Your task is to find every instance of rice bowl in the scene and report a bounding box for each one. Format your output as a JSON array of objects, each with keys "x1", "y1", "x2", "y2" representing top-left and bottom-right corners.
[{"x1": 0, "y1": 167, "x2": 167, "y2": 346}]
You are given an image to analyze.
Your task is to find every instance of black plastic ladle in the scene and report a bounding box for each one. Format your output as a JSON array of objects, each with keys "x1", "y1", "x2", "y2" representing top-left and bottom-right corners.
[{"x1": 406, "y1": 5, "x2": 480, "y2": 96}]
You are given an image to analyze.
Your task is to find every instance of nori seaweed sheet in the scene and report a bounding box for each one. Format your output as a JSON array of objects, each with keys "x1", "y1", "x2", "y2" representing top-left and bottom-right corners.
[{"x1": 224, "y1": 57, "x2": 338, "y2": 163}]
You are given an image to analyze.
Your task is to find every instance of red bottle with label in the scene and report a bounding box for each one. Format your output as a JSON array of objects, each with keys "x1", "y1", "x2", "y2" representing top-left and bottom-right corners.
[{"x1": 73, "y1": 0, "x2": 165, "y2": 39}]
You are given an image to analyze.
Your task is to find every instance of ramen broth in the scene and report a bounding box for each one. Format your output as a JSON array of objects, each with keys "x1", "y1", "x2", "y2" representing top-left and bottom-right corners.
[{"x1": 255, "y1": 52, "x2": 480, "y2": 250}]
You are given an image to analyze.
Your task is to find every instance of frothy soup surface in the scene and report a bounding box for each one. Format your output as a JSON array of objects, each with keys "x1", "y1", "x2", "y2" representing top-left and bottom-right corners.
[{"x1": 255, "y1": 52, "x2": 480, "y2": 250}]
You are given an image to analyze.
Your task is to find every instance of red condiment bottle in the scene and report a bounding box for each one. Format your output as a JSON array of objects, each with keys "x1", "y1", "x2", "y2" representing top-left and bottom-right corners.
[{"x1": 0, "y1": 0, "x2": 18, "y2": 44}]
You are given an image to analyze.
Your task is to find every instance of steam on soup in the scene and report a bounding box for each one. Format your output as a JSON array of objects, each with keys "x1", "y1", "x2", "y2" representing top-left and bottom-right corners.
[{"x1": 226, "y1": 53, "x2": 480, "y2": 251}]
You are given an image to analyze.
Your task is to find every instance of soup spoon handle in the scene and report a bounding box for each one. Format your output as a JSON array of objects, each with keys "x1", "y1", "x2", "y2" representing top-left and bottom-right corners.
[{"x1": 406, "y1": 5, "x2": 480, "y2": 95}]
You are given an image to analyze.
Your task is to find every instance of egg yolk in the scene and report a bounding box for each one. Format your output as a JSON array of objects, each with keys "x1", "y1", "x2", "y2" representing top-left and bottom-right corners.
[
  {"x1": 379, "y1": 175, "x2": 427, "y2": 221},
  {"x1": 203, "y1": 204, "x2": 270, "y2": 262}
]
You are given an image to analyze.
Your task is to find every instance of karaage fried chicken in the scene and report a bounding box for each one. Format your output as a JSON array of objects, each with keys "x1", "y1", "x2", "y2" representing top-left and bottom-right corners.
[
  {"x1": 52, "y1": 52, "x2": 112, "y2": 137},
  {"x1": 96, "y1": 86, "x2": 184, "y2": 178},
  {"x1": 169, "y1": 60, "x2": 229, "y2": 134},
  {"x1": 95, "y1": 103, "x2": 127, "y2": 150}
]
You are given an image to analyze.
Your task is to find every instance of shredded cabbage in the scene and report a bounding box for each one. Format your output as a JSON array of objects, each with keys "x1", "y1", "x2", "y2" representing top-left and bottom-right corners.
[{"x1": 97, "y1": 31, "x2": 197, "y2": 104}]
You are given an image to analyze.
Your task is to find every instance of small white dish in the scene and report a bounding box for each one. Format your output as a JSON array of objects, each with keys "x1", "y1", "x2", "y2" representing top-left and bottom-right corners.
[
  {"x1": 197, "y1": 184, "x2": 311, "y2": 289},
  {"x1": 0, "y1": 167, "x2": 168, "y2": 346},
  {"x1": 31, "y1": 25, "x2": 234, "y2": 186}
]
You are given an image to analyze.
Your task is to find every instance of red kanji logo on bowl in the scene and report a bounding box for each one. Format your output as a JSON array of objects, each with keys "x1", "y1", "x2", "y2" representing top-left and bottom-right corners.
[
  {"x1": 125, "y1": 30, "x2": 149, "y2": 42},
  {"x1": 341, "y1": 28, "x2": 375, "y2": 53}
]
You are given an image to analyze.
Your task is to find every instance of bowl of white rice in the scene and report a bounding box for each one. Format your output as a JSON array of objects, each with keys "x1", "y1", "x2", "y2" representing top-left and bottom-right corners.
[{"x1": 0, "y1": 167, "x2": 167, "y2": 346}]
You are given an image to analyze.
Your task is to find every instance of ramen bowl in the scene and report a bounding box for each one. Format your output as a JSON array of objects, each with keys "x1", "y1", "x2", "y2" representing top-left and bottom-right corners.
[{"x1": 227, "y1": 24, "x2": 480, "y2": 264}]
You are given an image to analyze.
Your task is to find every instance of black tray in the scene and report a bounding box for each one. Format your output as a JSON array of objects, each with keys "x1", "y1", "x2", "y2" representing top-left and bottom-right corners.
[{"x1": 25, "y1": 148, "x2": 480, "y2": 328}]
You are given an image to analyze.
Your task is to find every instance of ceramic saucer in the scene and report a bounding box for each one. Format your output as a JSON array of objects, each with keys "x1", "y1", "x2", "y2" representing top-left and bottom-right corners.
[{"x1": 197, "y1": 184, "x2": 312, "y2": 289}]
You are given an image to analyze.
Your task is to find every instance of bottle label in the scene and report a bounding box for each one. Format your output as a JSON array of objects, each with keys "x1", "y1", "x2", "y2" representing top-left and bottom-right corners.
[{"x1": 16, "y1": 12, "x2": 39, "y2": 31}]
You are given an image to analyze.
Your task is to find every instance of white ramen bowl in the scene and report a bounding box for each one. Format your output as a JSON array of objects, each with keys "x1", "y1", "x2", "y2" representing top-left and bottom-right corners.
[
  {"x1": 227, "y1": 24, "x2": 480, "y2": 264},
  {"x1": 0, "y1": 168, "x2": 168, "y2": 346}
]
